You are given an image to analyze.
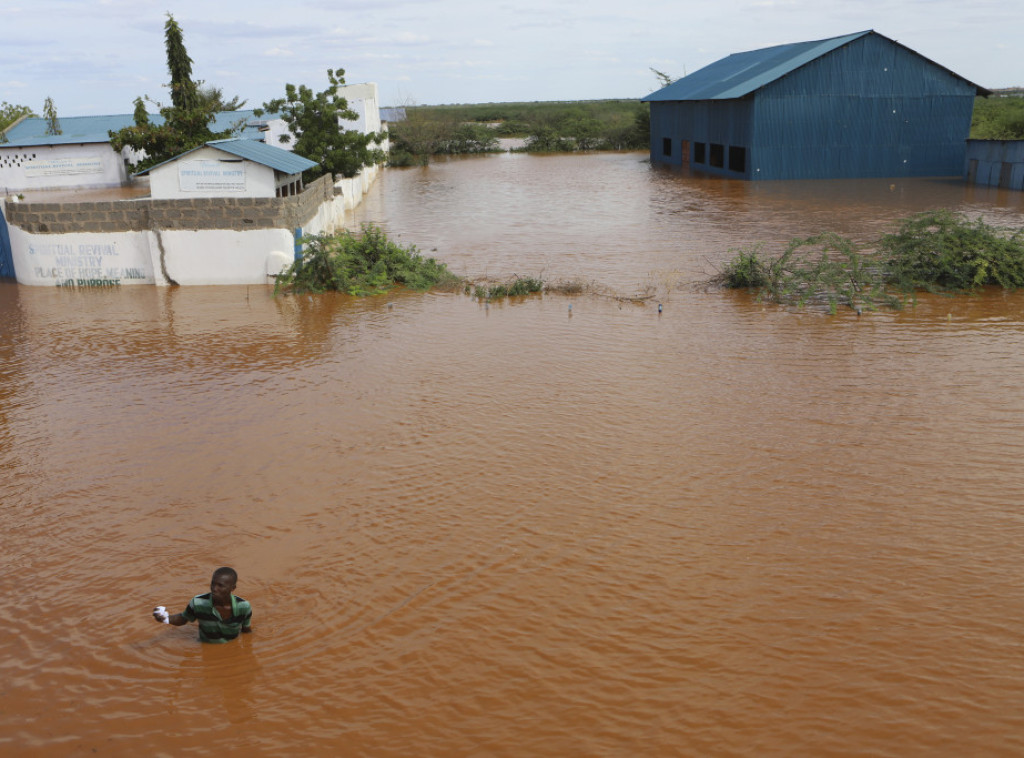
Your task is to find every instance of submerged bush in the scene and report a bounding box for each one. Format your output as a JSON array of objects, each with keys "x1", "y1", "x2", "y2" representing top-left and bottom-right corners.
[
  {"x1": 473, "y1": 276, "x2": 544, "y2": 300},
  {"x1": 719, "y1": 245, "x2": 776, "y2": 289},
  {"x1": 718, "y1": 233, "x2": 899, "y2": 312},
  {"x1": 880, "y1": 209, "x2": 1024, "y2": 292},
  {"x1": 715, "y1": 210, "x2": 1024, "y2": 312},
  {"x1": 275, "y1": 223, "x2": 461, "y2": 296}
]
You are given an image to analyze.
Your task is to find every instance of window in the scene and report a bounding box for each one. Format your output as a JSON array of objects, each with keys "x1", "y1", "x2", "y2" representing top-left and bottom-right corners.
[
  {"x1": 728, "y1": 146, "x2": 746, "y2": 173},
  {"x1": 693, "y1": 143, "x2": 706, "y2": 164},
  {"x1": 662, "y1": 138, "x2": 672, "y2": 157},
  {"x1": 709, "y1": 143, "x2": 724, "y2": 168}
]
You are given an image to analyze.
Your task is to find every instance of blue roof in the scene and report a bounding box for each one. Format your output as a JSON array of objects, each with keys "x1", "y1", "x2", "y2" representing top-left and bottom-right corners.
[
  {"x1": 136, "y1": 138, "x2": 317, "y2": 176},
  {"x1": 642, "y1": 30, "x2": 988, "y2": 101},
  {"x1": 1, "y1": 110, "x2": 265, "y2": 147}
]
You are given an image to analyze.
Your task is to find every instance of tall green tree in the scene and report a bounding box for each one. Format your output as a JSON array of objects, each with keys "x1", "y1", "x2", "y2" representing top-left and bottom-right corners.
[
  {"x1": 43, "y1": 97, "x2": 61, "y2": 135},
  {"x1": 109, "y1": 13, "x2": 238, "y2": 171},
  {"x1": 256, "y1": 67, "x2": 385, "y2": 180},
  {"x1": 164, "y1": 14, "x2": 198, "y2": 112},
  {"x1": 164, "y1": 13, "x2": 198, "y2": 111}
]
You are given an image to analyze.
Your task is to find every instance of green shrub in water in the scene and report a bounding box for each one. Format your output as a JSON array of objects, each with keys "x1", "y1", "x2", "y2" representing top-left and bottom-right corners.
[
  {"x1": 474, "y1": 276, "x2": 545, "y2": 300},
  {"x1": 275, "y1": 223, "x2": 461, "y2": 296},
  {"x1": 717, "y1": 233, "x2": 901, "y2": 312},
  {"x1": 879, "y1": 209, "x2": 1024, "y2": 292},
  {"x1": 716, "y1": 210, "x2": 1024, "y2": 311}
]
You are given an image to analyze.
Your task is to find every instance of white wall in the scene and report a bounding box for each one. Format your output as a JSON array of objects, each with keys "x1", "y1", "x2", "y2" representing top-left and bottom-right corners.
[
  {"x1": 338, "y1": 83, "x2": 381, "y2": 135},
  {"x1": 8, "y1": 223, "x2": 298, "y2": 287},
  {"x1": 0, "y1": 143, "x2": 127, "y2": 194},
  {"x1": 260, "y1": 117, "x2": 295, "y2": 152},
  {"x1": 156, "y1": 228, "x2": 296, "y2": 285},
  {"x1": 148, "y1": 146, "x2": 278, "y2": 199},
  {"x1": 8, "y1": 225, "x2": 156, "y2": 287}
]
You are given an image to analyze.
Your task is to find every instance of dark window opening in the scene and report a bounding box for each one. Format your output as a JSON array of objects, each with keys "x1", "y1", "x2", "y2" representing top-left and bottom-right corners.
[
  {"x1": 728, "y1": 146, "x2": 746, "y2": 173},
  {"x1": 693, "y1": 143, "x2": 706, "y2": 164},
  {"x1": 662, "y1": 138, "x2": 672, "y2": 157},
  {"x1": 709, "y1": 143, "x2": 724, "y2": 168}
]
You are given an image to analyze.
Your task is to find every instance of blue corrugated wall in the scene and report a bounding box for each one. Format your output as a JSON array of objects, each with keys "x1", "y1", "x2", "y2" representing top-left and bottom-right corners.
[
  {"x1": 650, "y1": 34, "x2": 977, "y2": 180},
  {"x1": 965, "y1": 140, "x2": 1024, "y2": 190}
]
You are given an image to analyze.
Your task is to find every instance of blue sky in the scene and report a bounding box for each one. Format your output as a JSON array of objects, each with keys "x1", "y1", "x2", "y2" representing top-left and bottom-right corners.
[{"x1": 3, "y1": 0, "x2": 1022, "y2": 117}]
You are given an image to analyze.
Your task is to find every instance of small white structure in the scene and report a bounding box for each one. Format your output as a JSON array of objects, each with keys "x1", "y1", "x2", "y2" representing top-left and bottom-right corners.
[{"x1": 138, "y1": 138, "x2": 318, "y2": 199}]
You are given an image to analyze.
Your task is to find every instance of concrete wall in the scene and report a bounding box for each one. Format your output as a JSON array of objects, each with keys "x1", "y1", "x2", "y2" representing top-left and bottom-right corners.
[
  {"x1": 965, "y1": 140, "x2": 1024, "y2": 191},
  {"x1": 148, "y1": 146, "x2": 279, "y2": 199},
  {"x1": 4, "y1": 173, "x2": 349, "y2": 286},
  {"x1": 0, "y1": 142, "x2": 128, "y2": 194}
]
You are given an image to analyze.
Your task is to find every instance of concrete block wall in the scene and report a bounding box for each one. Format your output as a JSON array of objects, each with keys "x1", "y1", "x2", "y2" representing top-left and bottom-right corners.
[
  {"x1": 4, "y1": 165, "x2": 387, "y2": 287},
  {"x1": 5, "y1": 173, "x2": 336, "y2": 234}
]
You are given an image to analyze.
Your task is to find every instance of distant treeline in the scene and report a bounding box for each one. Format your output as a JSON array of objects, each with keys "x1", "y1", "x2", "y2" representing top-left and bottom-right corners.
[{"x1": 387, "y1": 100, "x2": 649, "y2": 165}]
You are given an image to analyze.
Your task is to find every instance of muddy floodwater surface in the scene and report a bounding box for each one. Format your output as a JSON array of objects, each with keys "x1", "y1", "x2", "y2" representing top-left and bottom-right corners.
[{"x1": 3, "y1": 152, "x2": 1024, "y2": 756}]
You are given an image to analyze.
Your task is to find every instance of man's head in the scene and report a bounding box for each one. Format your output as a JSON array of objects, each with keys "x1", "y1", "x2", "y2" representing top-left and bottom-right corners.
[{"x1": 210, "y1": 567, "x2": 238, "y2": 603}]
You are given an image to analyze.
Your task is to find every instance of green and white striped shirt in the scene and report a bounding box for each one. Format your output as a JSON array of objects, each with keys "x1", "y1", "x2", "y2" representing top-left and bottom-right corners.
[{"x1": 181, "y1": 592, "x2": 252, "y2": 643}]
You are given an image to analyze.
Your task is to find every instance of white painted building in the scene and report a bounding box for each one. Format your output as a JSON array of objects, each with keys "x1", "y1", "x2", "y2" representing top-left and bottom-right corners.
[
  {"x1": 139, "y1": 138, "x2": 317, "y2": 199},
  {"x1": 0, "y1": 89, "x2": 387, "y2": 287},
  {"x1": 0, "y1": 114, "x2": 135, "y2": 194},
  {"x1": 0, "y1": 111, "x2": 270, "y2": 195}
]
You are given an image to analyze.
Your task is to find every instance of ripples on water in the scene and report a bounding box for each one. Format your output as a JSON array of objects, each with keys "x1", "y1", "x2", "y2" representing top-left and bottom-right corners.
[{"x1": 3, "y1": 154, "x2": 1024, "y2": 756}]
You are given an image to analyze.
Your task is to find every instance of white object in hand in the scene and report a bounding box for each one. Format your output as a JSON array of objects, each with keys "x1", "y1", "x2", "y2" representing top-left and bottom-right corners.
[{"x1": 154, "y1": 605, "x2": 169, "y2": 623}]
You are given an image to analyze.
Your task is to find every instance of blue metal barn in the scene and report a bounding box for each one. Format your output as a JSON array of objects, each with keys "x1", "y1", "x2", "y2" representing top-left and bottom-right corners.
[{"x1": 643, "y1": 30, "x2": 989, "y2": 180}]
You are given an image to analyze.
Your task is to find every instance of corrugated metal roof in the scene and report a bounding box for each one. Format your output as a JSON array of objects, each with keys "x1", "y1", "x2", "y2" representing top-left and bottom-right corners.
[
  {"x1": 642, "y1": 30, "x2": 988, "y2": 102},
  {"x1": 2, "y1": 110, "x2": 264, "y2": 147},
  {"x1": 2, "y1": 114, "x2": 138, "y2": 146},
  {"x1": 136, "y1": 138, "x2": 317, "y2": 176},
  {"x1": 202, "y1": 138, "x2": 317, "y2": 174}
]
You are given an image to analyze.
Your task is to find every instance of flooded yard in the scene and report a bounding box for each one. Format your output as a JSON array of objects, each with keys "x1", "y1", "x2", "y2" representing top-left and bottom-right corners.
[{"x1": 3, "y1": 152, "x2": 1024, "y2": 756}]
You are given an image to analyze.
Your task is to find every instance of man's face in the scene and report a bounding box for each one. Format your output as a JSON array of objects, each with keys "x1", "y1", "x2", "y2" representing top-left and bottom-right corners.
[{"x1": 210, "y1": 573, "x2": 236, "y2": 604}]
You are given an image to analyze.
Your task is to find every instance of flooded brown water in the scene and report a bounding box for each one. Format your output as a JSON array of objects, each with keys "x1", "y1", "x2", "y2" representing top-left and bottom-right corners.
[{"x1": 3, "y1": 153, "x2": 1024, "y2": 756}]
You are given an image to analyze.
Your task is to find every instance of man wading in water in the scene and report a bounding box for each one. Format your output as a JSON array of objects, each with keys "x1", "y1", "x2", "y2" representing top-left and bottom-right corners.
[{"x1": 154, "y1": 567, "x2": 253, "y2": 643}]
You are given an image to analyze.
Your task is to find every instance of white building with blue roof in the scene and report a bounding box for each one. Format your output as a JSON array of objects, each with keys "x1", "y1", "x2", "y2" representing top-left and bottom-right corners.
[
  {"x1": 0, "y1": 111, "x2": 266, "y2": 194},
  {"x1": 138, "y1": 138, "x2": 318, "y2": 200}
]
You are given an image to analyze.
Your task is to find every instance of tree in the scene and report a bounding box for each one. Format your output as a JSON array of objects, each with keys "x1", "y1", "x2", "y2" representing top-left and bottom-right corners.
[
  {"x1": 256, "y1": 67, "x2": 385, "y2": 180},
  {"x1": 109, "y1": 13, "x2": 239, "y2": 171},
  {"x1": 197, "y1": 85, "x2": 247, "y2": 111},
  {"x1": 164, "y1": 13, "x2": 198, "y2": 112},
  {"x1": 0, "y1": 102, "x2": 36, "y2": 143},
  {"x1": 43, "y1": 97, "x2": 61, "y2": 135},
  {"x1": 650, "y1": 68, "x2": 676, "y2": 89}
]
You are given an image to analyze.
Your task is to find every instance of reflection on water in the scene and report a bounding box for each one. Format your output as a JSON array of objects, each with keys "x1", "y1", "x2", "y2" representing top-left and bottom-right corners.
[{"x1": 3, "y1": 155, "x2": 1024, "y2": 756}]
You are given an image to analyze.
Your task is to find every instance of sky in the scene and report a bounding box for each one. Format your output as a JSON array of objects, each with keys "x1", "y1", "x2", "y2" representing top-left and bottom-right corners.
[{"x1": 3, "y1": 0, "x2": 1023, "y2": 117}]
